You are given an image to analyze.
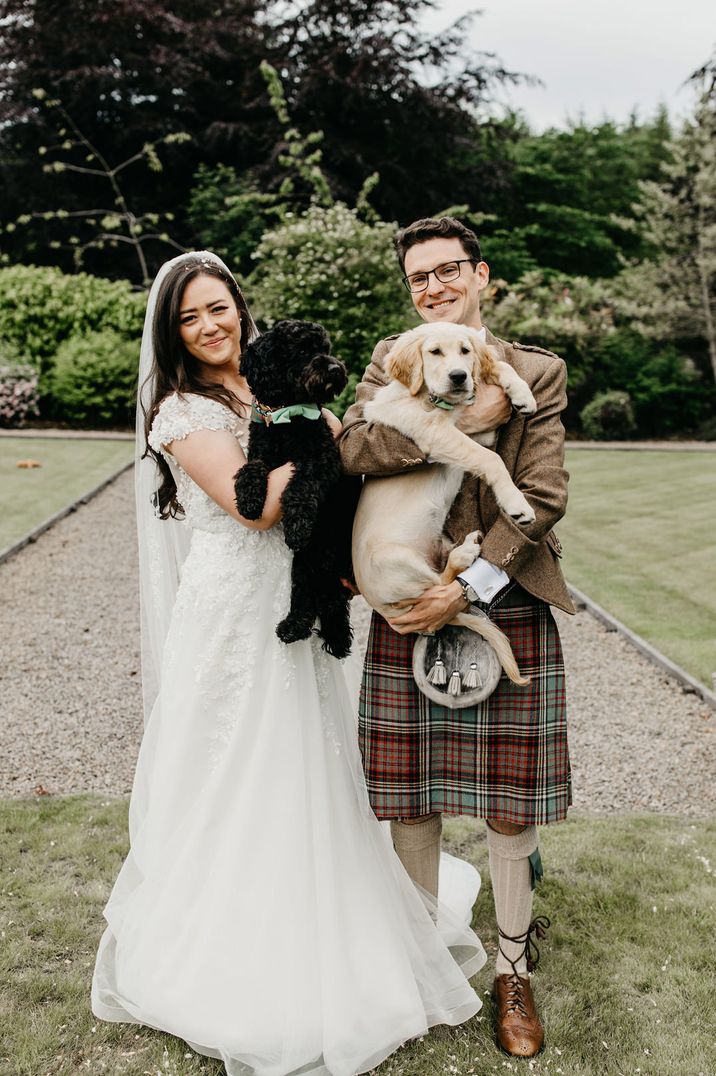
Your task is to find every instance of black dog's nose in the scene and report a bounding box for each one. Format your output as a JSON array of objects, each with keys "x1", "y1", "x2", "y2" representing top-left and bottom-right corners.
[
  {"x1": 449, "y1": 369, "x2": 468, "y2": 385},
  {"x1": 328, "y1": 360, "x2": 342, "y2": 372}
]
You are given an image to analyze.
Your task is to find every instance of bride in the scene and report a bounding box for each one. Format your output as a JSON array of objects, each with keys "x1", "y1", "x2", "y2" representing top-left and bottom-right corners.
[{"x1": 91, "y1": 251, "x2": 486, "y2": 1076}]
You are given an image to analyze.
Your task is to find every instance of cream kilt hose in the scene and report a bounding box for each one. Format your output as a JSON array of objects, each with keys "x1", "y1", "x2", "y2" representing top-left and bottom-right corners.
[{"x1": 358, "y1": 583, "x2": 571, "y2": 825}]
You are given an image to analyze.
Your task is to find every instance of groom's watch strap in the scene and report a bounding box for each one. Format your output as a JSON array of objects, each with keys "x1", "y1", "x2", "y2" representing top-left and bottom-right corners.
[{"x1": 455, "y1": 576, "x2": 478, "y2": 608}]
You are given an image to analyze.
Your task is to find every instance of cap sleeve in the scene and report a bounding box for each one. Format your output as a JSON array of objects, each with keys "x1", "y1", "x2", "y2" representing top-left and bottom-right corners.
[{"x1": 148, "y1": 393, "x2": 237, "y2": 454}]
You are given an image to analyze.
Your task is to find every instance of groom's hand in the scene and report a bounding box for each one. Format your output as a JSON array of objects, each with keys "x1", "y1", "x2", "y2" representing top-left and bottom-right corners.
[
  {"x1": 456, "y1": 383, "x2": 511, "y2": 435},
  {"x1": 388, "y1": 581, "x2": 465, "y2": 635}
]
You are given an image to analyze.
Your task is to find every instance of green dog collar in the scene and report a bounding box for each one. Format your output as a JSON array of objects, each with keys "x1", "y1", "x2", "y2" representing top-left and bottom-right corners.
[
  {"x1": 251, "y1": 401, "x2": 322, "y2": 425},
  {"x1": 426, "y1": 392, "x2": 476, "y2": 411}
]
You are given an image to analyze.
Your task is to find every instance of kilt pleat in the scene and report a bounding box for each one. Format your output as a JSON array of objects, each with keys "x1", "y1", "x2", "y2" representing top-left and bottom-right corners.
[{"x1": 358, "y1": 583, "x2": 571, "y2": 825}]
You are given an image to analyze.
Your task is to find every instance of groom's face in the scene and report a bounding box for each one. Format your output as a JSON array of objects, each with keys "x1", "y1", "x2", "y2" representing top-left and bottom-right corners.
[{"x1": 404, "y1": 237, "x2": 489, "y2": 330}]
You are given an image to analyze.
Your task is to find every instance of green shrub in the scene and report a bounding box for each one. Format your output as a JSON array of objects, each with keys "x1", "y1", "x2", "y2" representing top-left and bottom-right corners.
[
  {"x1": 246, "y1": 202, "x2": 415, "y2": 415},
  {"x1": 47, "y1": 330, "x2": 138, "y2": 427},
  {"x1": 580, "y1": 390, "x2": 637, "y2": 440},
  {"x1": 0, "y1": 265, "x2": 146, "y2": 374},
  {"x1": 589, "y1": 330, "x2": 710, "y2": 437}
]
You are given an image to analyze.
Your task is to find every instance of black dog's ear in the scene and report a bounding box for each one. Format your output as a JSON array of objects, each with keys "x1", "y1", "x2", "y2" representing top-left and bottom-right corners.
[{"x1": 239, "y1": 335, "x2": 263, "y2": 391}]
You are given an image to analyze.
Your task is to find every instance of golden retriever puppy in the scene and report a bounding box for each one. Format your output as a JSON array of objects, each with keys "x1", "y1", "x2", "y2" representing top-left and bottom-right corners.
[{"x1": 352, "y1": 322, "x2": 537, "y2": 685}]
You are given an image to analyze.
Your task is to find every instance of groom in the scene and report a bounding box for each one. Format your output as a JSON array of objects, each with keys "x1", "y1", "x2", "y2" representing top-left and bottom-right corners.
[{"x1": 339, "y1": 216, "x2": 574, "y2": 1058}]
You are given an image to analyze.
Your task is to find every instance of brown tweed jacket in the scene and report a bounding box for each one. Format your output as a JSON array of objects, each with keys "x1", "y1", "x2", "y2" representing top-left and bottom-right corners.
[{"x1": 339, "y1": 327, "x2": 576, "y2": 614}]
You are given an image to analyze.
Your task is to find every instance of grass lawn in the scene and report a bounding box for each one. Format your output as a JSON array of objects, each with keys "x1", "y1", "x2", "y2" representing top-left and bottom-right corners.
[
  {"x1": 0, "y1": 437, "x2": 134, "y2": 553},
  {"x1": 1, "y1": 796, "x2": 714, "y2": 1076},
  {"x1": 559, "y1": 449, "x2": 716, "y2": 687}
]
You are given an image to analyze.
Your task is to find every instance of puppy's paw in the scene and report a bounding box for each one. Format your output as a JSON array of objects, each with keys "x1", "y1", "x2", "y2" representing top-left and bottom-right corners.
[
  {"x1": 502, "y1": 489, "x2": 536, "y2": 526},
  {"x1": 446, "y1": 531, "x2": 482, "y2": 574},
  {"x1": 510, "y1": 385, "x2": 537, "y2": 415},
  {"x1": 461, "y1": 529, "x2": 483, "y2": 556}
]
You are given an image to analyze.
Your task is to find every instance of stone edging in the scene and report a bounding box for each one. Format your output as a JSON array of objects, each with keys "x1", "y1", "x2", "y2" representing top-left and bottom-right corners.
[
  {"x1": 0, "y1": 428, "x2": 134, "y2": 440},
  {"x1": 568, "y1": 583, "x2": 716, "y2": 709},
  {"x1": 565, "y1": 440, "x2": 715, "y2": 452},
  {"x1": 0, "y1": 460, "x2": 134, "y2": 567}
]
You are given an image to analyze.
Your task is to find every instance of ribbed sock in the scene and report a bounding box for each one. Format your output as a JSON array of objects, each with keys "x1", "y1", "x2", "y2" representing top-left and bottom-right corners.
[
  {"x1": 390, "y1": 814, "x2": 443, "y2": 899},
  {"x1": 486, "y1": 823, "x2": 538, "y2": 976}
]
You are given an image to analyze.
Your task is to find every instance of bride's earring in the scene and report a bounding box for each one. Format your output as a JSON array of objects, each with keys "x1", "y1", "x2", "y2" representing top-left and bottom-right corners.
[{"x1": 427, "y1": 639, "x2": 447, "y2": 685}]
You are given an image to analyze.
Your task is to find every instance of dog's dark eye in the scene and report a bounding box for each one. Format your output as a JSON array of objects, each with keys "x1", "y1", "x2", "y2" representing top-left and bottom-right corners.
[
  {"x1": 460, "y1": 346, "x2": 471, "y2": 354},
  {"x1": 428, "y1": 347, "x2": 443, "y2": 356}
]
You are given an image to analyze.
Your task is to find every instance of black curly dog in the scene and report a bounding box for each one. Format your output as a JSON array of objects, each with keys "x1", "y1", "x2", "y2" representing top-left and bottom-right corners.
[{"x1": 234, "y1": 319, "x2": 360, "y2": 659}]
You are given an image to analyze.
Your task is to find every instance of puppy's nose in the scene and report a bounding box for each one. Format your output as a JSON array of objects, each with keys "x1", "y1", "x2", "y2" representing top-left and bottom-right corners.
[
  {"x1": 449, "y1": 369, "x2": 468, "y2": 386},
  {"x1": 327, "y1": 360, "x2": 342, "y2": 372}
]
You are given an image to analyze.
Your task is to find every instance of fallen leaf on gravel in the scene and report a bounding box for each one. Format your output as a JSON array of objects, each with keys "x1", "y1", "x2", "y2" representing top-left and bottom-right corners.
[{"x1": 33, "y1": 784, "x2": 52, "y2": 796}]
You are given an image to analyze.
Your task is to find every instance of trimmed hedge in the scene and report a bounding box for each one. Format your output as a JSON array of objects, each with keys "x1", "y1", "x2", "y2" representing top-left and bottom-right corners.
[
  {"x1": 46, "y1": 330, "x2": 138, "y2": 427},
  {"x1": 580, "y1": 390, "x2": 637, "y2": 440},
  {"x1": 0, "y1": 265, "x2": 146, "y2": 373}
]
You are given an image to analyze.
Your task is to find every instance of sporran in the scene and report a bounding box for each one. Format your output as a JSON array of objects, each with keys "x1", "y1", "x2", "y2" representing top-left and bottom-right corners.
[{"x1": 412, "y1": 608, "x2": 502, "y2": 708}]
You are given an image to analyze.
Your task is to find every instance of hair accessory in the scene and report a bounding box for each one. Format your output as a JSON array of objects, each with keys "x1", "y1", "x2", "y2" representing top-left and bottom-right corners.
[{"x1": 426, "y1": 639, "x2": 447, "y2": 685}]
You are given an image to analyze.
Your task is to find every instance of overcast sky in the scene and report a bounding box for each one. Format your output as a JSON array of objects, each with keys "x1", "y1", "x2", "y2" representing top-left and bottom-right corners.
[{"x1": 420, "y1": 1, "x2": 714, "y2": 130}]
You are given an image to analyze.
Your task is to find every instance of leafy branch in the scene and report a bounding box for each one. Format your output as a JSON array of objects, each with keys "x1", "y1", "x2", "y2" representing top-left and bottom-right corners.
[{"x1": 4, "y1": 91, "x2": 191, "y2": 287}]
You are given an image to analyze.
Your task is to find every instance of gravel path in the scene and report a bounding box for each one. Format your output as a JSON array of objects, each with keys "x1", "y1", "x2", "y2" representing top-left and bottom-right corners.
[{"x1": 2, "y1": 467, "x2": 714, "y2": 815}]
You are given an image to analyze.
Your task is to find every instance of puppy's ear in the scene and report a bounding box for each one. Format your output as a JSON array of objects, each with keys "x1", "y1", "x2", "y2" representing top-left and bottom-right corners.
[
  {"x1": 465, "y1": 330, "x2": 499, "y2": 386},
  {"x1": 386, "y1": 331, "x2": 424, "y2": 395}
]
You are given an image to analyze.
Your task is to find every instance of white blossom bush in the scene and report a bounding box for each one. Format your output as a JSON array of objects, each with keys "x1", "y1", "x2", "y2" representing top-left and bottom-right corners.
[
  {"x1": 0, "y1": 362, "x2": 40, "y2": 427},
  {"x1": 246, "y1": 203, "x2": 415, "y2": 415}
]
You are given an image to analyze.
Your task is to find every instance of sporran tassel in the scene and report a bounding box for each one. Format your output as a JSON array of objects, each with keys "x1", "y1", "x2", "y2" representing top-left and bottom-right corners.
[
  {"x1": 463, "y1": 660, "x2": 481, "y2": 690},
  {"x1": 448, "y1": 641, "x2": 462, "y2": 696},
  {"x1": 427, "y1": 639, "x2": 447, "y2": 685}
]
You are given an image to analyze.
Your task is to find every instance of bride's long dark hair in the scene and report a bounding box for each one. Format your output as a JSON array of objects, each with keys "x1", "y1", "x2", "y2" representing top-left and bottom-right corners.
[{"x1": 142, "y1": 257, "x2": 255, "y2": 519}]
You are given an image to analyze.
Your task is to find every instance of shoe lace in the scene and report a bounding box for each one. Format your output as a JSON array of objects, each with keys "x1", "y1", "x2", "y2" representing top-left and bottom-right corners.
[
  {"x1": 497, "y1": 914, "x2": 551, "y2": 977},
  {"x1": 502, "y1": 973, "x2": 530, "y2": 1018}
]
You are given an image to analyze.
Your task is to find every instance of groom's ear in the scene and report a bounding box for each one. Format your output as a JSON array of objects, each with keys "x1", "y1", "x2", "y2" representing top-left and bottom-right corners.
[{"x1": 386, "y1": 331, "x2": 424, "y2": 395}]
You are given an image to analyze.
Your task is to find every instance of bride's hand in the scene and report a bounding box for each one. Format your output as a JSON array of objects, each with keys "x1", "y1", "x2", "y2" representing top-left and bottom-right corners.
[{"x1": 322, "y1": 409, "x2": 343, "y2": 441}]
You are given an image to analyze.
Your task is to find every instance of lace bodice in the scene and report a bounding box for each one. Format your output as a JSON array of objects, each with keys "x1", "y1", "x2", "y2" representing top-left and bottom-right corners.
[{"x1": 148, "y1": 392, "x2": 250, "y2": 533}]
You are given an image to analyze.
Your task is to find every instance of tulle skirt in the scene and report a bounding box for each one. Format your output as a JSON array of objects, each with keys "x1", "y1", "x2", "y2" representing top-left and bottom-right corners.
[{"x1": 92, "y1": 525, "x2": 486, "y2": 1075}]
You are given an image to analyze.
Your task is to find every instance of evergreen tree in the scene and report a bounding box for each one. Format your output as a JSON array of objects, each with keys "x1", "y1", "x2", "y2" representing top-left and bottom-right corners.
[{"x1": 618, "y1": 65, "x2": 716, "y2": 384}]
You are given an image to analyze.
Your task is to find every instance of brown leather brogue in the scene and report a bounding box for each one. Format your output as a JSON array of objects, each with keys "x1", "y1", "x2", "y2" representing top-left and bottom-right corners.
[{"x1": 492, "y1": 973, "x2": 544, "y2": 1057}]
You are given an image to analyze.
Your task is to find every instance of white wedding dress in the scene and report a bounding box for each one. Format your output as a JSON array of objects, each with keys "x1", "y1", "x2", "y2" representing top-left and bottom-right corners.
[{"x1": 92, "y1": 392, "x2": 486, "y2": 1076}]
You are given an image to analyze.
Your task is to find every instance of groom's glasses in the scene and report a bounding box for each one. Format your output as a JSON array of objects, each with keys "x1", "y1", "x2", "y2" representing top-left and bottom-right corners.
[{"x1": 402, "y1": 259, "x2": 477, "y2": 293}]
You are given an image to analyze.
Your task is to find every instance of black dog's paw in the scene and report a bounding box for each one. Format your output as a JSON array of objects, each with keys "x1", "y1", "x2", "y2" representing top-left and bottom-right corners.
[
  {"x1": 234, "y1": 462, "x2": 268, "y2": 520},
  {"x1": 282, "y1": 509, "x2": 316, "y2": 551},
  {"x1": 276, "y1": 614, "x2": 314, "y2": 645},
  {"x1": 318, "y1": 605, "x2": 353, "y2": 660}
]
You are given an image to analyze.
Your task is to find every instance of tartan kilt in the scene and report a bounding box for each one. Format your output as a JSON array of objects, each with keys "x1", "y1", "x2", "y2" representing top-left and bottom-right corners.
[{"x1": 358, "y1": 582, "x2": 571, "y2": 825}]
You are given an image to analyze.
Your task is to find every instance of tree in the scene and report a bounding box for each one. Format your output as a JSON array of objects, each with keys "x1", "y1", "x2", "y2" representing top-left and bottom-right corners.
[
  {"x1": 0, "y1": 0, "x2": 525, "y2": 276},
  {"x1": 5, "y1": 92, "x2": 190, "y2": 287},
  {"x1": 476, "y1": 112, "x2": 673, "y2": 279},
  {"x1": 268, "y1": 0, "x2": 525, "y2": 224},
  {"x1": 0, "y1": 0, "x2": 274, "y2": 276},
  {"x1": 617, "y1": 64, "x2": 716, "y2": 384}
]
